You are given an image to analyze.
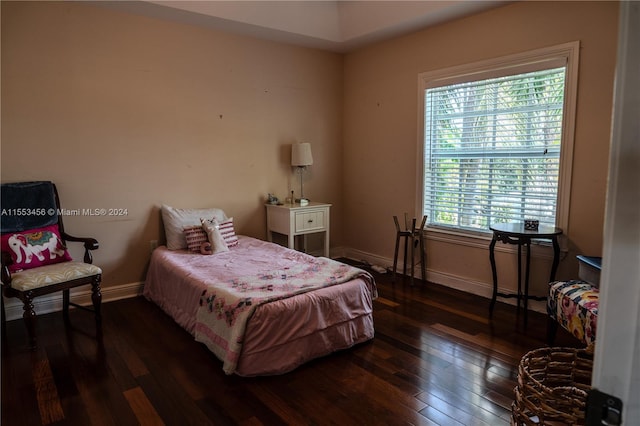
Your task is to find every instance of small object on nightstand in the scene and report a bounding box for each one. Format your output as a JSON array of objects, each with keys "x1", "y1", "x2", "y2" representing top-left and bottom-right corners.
[
  {"x1": 285, "y1": 191, "x2": 294, "y2": 205},
  {"x1": 267, "y1": 193, "x2": 279, "y2": 205}
]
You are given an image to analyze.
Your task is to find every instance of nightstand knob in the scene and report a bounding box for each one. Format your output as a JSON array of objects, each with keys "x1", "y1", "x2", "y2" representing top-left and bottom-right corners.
[{"x1": 308, "y1": 219, "x2": 313, "y2": 223}]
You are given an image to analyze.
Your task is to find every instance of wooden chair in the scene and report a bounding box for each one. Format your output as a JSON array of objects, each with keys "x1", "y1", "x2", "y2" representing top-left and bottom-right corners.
[
  {"x1": 1, "y1": 181, "x2": 102, "y2": 348},
  {"x1": 392, "y1": 214, "x2": 427, "y2": 285}
]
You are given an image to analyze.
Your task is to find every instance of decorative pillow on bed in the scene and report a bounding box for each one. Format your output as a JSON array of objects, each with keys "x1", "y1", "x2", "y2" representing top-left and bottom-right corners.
[
  {"x1": 218, "y1": 218, "x2": 239, "y2": 248},
  {"x1": 183, "y1": 226, "x2": 208, "y2": 252},
  {"x1": 200, "y1": 218, "x2": 229, "y2": 254},
  {"x1": 0, "y1": 224, "x2": 72, "y2": 272},
  {"x1": 161, "y1": 204, "x2": 228, "y2": 250}
]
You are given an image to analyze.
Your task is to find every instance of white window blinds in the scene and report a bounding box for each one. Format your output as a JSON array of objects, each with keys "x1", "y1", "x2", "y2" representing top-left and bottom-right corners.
[{"x1": 423, "y1": 66, "x2": 567, "y2": 232}]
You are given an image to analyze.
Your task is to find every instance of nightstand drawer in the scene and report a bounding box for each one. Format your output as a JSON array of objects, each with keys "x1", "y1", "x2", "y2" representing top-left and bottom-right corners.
[{"x1": 294, "y1": 210, "x2": 325, "y2": 232}]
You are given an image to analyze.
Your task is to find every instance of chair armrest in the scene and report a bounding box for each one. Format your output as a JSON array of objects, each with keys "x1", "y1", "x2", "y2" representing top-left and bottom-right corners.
[
  {"x1": 62, "y1": 232, "x2": 99, "y2": 264},
  {"x1": 1, "y1": 251, "x2": 13, "y2": 286}
]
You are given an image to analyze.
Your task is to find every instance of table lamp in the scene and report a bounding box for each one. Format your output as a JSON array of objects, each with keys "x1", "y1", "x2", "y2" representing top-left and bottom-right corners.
[{"x1": 291, "y1": 142, "x2": 313, "y2": 206}]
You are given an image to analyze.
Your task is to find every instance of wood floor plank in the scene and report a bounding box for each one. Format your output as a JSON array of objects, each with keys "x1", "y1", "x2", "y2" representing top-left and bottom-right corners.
[
  {"x1": 430, "y1": 322, "x2": 530, "y2": 360},
  {"x1": 2, "y1": 260, "x2": 584, "y2": 425},
  {"x1": 195, "y1": 396, "x2": 245, "y2": 426},
  {"x1": 123, "y1": 386, "x2": 165, "y2": 426},
  {"x1": 45, "y1": 343, "x2": 93, "y2": 426},
  {"x1": 375, "y1": 296, "x2": 401, "y2": 308},
  {"x1": 135, "y1": 358, "x2": 214, "y2": 426},
  {"x1": 1, "y1": 347, "x2": 46, "y2": 426},
  {"x1": 419, "y1": 404, "x2": 466, "y2": 425},
  {"x1": 243, "y1": 382, "x2": 309, "y2": 425},
  {"x1": 415, "y1": 379, "x2": 509, "y2": 424},
  {"x1": 416, "y1": 390, "x2": 494, "y2": 426},
  {"x1": 167, "y1": 364, "x2": 206, "y2": 400},
  {"x1": 105, "y1": 324, "x2": 150, "y2": 380},
  {"x1": 32, "y1": 356, "x2": 64, "y2": 425},
  {"x1": 410, "y1": 293, "x2": 492, "y2": 325}
]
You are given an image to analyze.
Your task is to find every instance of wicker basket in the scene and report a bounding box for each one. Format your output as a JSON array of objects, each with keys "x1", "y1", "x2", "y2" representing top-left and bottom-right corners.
[{"x1": 511, "y1": 345, "x2": 594, "y2": 425}]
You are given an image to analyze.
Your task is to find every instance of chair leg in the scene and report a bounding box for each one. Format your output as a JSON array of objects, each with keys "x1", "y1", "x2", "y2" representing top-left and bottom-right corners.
[
  {"x1": 1, "y1": 292, "x2": 6, "y2": 341},
  {"x1": 409, "y1": 217, "x2": 418, "y2": 286},
  {"x1": 22, "y1": 292, "x2": 36, "y2": 349},
  {"x1": 410, "y1": 235, "x2": 416, "y2": 286},
  {"x1": 547, "y1": 318, "x2": 558, "y2": 345},
  {"x1": 419, "y1": 233, "x2": 426, "y2": 282},
  {"x1": 91, "y1": 275, "x2": 102, "y2": 325},
  {"x1": 392, "y1": 234, "x2": 401, "y2": 283},
  {"x1": 402, "y1": 235, "x2": 408, "y2": 277},
  {"x1": 63, "y1": 289, "x2": 70, "y2": 322}
]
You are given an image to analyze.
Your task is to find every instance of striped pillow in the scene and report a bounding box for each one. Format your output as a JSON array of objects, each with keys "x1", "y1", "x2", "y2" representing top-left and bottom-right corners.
[
  {"x1": 183, "y1": 226, "x2": 208, "y2": 252},
  {"x1": 218, "y1": 218, "x2": 239, "y2": 248}
]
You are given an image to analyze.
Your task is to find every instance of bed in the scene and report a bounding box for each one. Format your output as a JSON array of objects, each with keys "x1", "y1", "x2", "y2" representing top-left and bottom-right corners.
[{"x1": 143, "y1": 208, "x2": 376, "y2": 376}]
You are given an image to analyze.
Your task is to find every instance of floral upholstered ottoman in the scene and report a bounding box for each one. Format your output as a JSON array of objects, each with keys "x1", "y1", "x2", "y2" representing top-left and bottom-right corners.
[{"x1": 547, "y1": 280, "x2": 599, "y2": 345}]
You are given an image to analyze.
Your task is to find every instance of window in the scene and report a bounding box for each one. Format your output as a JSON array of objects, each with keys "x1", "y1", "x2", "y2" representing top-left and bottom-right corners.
[{"x1": 418, "y1": 43, "x2": 579, "y2": 236}]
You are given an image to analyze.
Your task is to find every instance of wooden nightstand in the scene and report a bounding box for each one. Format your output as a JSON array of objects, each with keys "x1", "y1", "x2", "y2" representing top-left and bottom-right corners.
[{"x1": 265, "y1": 202, "x2": 331, "y2": 257}]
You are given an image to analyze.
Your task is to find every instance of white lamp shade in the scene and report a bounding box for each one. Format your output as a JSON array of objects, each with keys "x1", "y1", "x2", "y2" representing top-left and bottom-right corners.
[{"x1": 291, "y1": 143, "x2": 313, "y2": 166}]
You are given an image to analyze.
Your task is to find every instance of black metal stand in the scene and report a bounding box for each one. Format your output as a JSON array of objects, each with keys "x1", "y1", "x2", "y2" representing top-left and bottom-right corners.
[{"x1": 392, "y1": 214, "x2": 427, "y2": 286}]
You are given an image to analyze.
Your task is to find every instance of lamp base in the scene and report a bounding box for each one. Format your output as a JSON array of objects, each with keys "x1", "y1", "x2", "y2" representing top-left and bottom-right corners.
[{"x1": 296, "y1": 198, "x2": 310, "y2": 206}]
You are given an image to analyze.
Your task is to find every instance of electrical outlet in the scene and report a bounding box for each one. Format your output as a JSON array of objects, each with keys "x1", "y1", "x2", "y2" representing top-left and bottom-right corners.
[{"x1": 149, "y1": 240, "x2": 158, "y2": 253}]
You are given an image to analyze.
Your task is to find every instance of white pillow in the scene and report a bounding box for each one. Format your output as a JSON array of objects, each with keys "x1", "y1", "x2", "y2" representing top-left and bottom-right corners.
[{"x1": 161, "y1": 204, "x2": 227, "y2": 250}]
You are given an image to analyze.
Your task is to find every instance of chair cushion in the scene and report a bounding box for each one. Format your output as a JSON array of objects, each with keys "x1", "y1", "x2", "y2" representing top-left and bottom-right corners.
[
  {"x1": 1, "y1": 224, "x2": 72, "y2": 272},
  {"x1": 8, "y1": 261, "x2": 102, "y2": 292},
  {"x1": 548, "y1": 280, "x2": 599, "y2": 345}
]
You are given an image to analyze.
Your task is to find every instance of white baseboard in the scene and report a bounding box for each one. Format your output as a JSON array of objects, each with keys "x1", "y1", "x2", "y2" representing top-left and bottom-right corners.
[
  {"x1": 2, "y1": 281, "x2": 145, "y2": 321},
  {"x1": 343, "y1": 247, "x2": 546, "y2": 314},
  {"x1": 342, "y1": 247, "x2": 391, "y2": 270}
]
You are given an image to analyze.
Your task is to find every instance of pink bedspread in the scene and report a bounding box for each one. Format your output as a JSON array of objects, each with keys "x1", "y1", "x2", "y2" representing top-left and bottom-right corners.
[
  {"x1": 143, "y1": 236, "x2": 377, "y2": 376},
  {"x1": 196, "y1": 256, "x2": 373, "y2": 374}
]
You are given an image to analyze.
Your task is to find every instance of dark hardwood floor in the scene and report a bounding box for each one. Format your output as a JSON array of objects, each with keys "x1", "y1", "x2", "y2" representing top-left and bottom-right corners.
[{"x1": 1, "y1": 263, "x2": 581, "y2": 426}]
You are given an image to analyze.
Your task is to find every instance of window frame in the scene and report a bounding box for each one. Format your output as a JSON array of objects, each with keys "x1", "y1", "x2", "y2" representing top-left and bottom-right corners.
[{"x1": 416, "y1": 42, "x2": 580, "y2": 241}]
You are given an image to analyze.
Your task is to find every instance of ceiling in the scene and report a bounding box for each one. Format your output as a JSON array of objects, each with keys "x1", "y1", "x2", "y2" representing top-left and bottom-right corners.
[{"x1": 98, "y1": 1, "x2": 510, "y2": 52}]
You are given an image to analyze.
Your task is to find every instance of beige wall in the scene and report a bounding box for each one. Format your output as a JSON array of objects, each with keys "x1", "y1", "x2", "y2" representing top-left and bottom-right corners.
[
  {"x1": 1, "y1": 1, "x2": 344, "y2": 287},
  {"x1": 343, "y1": 1, "x2": 619, "y2": 296},
  {"x1": 2, "y1": 1, "x2": 620, "y2": 300}
]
